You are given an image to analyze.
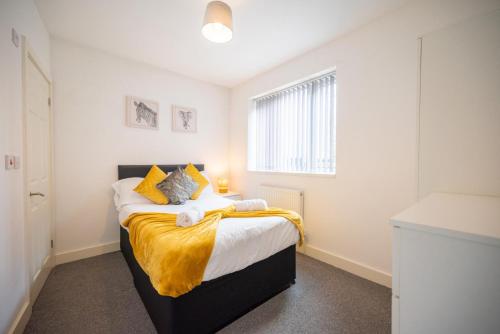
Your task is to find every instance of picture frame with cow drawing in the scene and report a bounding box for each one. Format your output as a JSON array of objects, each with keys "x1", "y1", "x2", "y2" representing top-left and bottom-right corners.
[
  {"x1": 126, "y1": 96, "x2": 159, "y2": 130},
  {"x1": 172, "y1": 105, "x2": 197, "y2": 133}
]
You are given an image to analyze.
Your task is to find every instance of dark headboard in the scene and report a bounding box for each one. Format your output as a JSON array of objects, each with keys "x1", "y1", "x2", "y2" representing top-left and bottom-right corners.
[{"x1": 118, "y1": 164, "x2": 204, "y2": 180}]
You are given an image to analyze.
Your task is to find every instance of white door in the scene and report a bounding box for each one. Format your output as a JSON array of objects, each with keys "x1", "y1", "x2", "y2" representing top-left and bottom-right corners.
[{"x1": 25, "y1": 52, "x2": 53, "y2": 301}]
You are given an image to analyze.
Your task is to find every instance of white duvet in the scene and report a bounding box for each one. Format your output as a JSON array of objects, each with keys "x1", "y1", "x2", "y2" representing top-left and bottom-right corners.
[{"x1": 119, "y1": 194, "x2": 299, "y2": 281}]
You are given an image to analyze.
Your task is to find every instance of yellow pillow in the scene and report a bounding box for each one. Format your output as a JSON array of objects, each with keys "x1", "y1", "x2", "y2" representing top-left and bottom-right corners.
[
  {"x1": 185, "y1": 163, "x2": 209, "y2": 200},
  {"x1": 134, "y1": 165, "x2": 169, "y2": 204}
]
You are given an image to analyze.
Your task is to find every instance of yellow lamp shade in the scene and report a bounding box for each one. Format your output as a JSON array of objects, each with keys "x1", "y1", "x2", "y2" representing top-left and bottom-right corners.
[{"x1": 217, "y1": 178, "x2": 229, "y2": 193}]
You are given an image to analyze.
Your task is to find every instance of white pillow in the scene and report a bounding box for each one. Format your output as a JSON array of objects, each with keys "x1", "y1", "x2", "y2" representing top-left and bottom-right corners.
[
  {"x1": 112, "y1": 177, "x2": 153, "y2": 209},
  {"x1": 198, "y1": 171, "x2": 215, "y2": 198}
]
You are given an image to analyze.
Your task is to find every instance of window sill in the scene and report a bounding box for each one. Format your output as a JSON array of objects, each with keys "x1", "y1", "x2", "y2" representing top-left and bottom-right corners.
[{"x1": 247, "y1": 170, "x2": 336, "y2": 178}]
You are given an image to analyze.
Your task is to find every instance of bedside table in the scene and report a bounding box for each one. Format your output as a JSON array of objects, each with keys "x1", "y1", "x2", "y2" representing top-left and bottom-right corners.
[{"x1": 217, "y1": 191, "x2": 241, "y2": 201}]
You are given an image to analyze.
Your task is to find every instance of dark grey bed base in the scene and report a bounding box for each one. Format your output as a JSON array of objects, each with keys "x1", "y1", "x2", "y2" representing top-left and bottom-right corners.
[{"x1": 118, "y1": 165, "x2": 296, "y2": 333}]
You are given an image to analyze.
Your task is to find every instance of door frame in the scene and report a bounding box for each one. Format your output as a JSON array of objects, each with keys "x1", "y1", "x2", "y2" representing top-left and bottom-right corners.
[{"x1": 21, "y1": 36, "x2": 55, "y2": 305}]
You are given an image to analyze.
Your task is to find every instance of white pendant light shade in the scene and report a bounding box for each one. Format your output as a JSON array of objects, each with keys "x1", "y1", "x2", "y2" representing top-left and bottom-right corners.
[{"x1": 202, "y1": 1, "x2": 233, "y2": 43}]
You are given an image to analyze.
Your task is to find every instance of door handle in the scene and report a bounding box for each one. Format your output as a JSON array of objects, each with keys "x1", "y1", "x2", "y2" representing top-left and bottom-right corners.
[{"x1": 30, "y1": 192, "x2": 45, "y2": 197}]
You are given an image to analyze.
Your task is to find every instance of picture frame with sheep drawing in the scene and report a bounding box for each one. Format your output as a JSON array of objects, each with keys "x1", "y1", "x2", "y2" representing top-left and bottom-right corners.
[
  {"x1": 126, "y1": 96, "x2": 159, "y2": 130},
  {"x1": 172, "y1": 105, "x2": 197, "y2": 133}
]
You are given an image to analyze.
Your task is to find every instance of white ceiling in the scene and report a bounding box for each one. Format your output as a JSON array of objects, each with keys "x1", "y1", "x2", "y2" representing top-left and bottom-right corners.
[{"x1": 35, "y1": 0, "x2": 408, "y2": 87}]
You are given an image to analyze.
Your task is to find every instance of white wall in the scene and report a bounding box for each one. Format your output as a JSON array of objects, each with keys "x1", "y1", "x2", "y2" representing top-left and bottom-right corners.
[
  {"x1": 0, "y1": 0, "x2": 51, "y2": 332},
  {"x1": 51, "y1": 39, "x2": 230, "y2": 256},
  {"x1": 229, "y1": 0, "x2": 500, "y2": 283}
]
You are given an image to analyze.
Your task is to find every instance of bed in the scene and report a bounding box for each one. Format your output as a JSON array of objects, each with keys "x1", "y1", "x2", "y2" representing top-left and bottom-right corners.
[{"x1": 117, "y1": 164, "x2": 298, "y2": 333}]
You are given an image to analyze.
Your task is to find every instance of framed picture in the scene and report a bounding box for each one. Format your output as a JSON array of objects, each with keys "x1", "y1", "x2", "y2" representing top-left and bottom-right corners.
[
  {"x1": 172, "y1": 105, "x2": 197, "y2": 133},
  {"x1": 126, "y1": 96, "x2": 159, "y2": 130}
]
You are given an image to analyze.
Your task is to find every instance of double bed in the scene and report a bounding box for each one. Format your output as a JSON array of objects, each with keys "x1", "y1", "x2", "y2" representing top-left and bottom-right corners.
[{"x1": 117, "y1": 164, "x2": 298, "y2": 333}]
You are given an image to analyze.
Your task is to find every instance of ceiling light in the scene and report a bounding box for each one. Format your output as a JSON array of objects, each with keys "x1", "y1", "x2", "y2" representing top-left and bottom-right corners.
[{"x1": 202, "y1": 1, "x2": 233, "y2": 43}]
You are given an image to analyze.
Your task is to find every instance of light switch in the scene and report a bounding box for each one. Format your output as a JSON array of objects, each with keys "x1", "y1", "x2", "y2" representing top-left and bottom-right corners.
[{"x1": 5, "y1": 155, "x2": 15, "y2": 170}]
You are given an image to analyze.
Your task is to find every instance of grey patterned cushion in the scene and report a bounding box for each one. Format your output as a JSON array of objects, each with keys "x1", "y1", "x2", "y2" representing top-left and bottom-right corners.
[{"x1": 156, "y1": 168, "x2": 197, "y2": 205}]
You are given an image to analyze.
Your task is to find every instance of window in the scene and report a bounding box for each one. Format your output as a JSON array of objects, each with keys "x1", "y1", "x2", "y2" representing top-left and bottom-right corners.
[{"x1": 248, "y1": 71, "x2": 336, "y2": 175}]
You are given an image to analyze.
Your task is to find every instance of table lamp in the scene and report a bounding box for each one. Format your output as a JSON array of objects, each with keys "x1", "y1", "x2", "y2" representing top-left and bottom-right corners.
[{"x1": 217, "y1": 178, "x2": 229, "y2": 193}]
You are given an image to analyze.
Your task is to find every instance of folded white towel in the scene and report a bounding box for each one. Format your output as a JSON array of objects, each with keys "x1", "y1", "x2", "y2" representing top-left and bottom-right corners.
[
  {"x1": 233, "y1": 199, "x2": 268, "y2": 212},
  {"x1": 176, "y1": 207, "x2": 205, "y2": 227}
]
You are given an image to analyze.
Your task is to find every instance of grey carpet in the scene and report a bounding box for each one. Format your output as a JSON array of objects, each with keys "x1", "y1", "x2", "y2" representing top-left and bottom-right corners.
[{"x1": 24, "y1": 252, "x2": 391, "y2": 334}]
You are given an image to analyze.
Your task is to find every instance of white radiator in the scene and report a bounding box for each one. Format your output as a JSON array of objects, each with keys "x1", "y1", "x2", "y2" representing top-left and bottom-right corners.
[{"x1": 257, "y1": 185, "x2": 304, "y2": 216}]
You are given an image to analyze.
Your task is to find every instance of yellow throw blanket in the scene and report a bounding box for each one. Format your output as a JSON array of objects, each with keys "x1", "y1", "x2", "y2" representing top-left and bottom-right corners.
[{"x1": 122, "y1": 206, "x2": 304, "y2": 297}]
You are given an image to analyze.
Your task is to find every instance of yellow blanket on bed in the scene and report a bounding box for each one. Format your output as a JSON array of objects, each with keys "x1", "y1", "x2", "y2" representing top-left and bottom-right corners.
[{"x1": 122, "y1": 206, "x2": 304, "y2": 297}]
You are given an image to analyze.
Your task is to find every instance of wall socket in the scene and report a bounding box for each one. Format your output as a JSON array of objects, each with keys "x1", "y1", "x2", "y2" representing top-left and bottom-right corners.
[{"x1": 11, "y1": 28, "x2": 19, "y2": 48}]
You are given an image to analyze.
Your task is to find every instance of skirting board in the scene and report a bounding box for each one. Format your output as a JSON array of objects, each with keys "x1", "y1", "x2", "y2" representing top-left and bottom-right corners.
[
  {"x1": 7, "y1": 299, "x2": 31, "y2": 334},
  {"x1": 303, "y1": 244, "x2": 392, "y2": 288},
  {"x1": 55, "y1": 241, "x2": 120, "y2": 265}
]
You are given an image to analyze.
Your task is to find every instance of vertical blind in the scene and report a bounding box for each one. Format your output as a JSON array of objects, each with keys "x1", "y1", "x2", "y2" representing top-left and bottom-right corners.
[{"x1": 249, "y1": 72, "x2": 336, "y2": 174}]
